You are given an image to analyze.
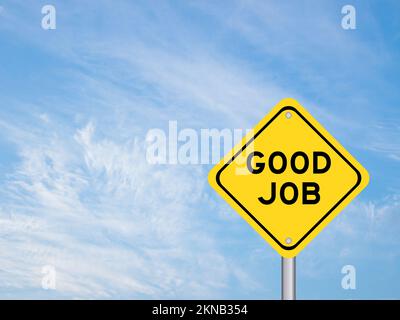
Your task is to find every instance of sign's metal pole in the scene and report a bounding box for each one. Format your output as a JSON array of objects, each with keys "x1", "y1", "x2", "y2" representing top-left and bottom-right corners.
[{"x1": 281, "y1": 257, "x2": 296, "y2": 300}]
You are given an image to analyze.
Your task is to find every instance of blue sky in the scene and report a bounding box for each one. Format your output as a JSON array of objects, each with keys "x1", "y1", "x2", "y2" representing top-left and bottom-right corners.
[{"x1": 0, "y1": 0, "x2": 399, "y2": 299}]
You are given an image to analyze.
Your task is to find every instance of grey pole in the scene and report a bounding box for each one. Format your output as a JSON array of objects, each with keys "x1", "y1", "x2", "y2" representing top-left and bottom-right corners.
[{"x1": 281, "y1": 257, "x2": 296, "y2": 300}]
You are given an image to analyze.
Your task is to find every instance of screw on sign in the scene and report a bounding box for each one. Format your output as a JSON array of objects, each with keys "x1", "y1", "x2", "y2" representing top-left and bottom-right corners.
[{"x1": 208, "y1": 98, "x2": 369, "y2": 300}]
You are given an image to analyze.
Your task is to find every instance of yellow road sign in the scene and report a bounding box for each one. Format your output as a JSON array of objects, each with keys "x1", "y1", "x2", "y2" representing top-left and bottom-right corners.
[{"x1": 208, "y1": 98, "x2": 369, "y2": 257}]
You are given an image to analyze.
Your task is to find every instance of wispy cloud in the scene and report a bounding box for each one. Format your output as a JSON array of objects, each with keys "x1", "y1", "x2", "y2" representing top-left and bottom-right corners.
[
  {"x1": 0, "y1": 0, "x2": 399, "y2": 299},
  {"x1": 0, "y1": 117, "x2": 257, "y2": 298}
]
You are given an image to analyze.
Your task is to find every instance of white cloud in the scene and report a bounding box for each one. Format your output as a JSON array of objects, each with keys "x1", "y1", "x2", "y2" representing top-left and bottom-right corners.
[
  {"x1": 0, "y1": 117, "x2": 257, "y2": 298},
  {"x1": 303, "y1": 194, "x2": 400, "y2": 263}
]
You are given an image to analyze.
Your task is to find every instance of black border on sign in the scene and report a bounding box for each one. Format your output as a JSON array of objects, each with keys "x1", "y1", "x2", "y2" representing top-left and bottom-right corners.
[{"x1": 215, "y1": 106, "x2": 362, "y2": 250}]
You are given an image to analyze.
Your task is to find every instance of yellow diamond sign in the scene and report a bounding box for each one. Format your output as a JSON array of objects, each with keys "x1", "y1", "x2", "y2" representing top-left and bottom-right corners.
[{"x1": 208, "y1": 98, "x2": 369, "y2": 257}]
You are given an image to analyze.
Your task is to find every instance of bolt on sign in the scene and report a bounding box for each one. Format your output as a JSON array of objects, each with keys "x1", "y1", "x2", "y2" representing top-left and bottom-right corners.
[{"x1": 208, "y1": 98, "x2": 369, "y2": 258}]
